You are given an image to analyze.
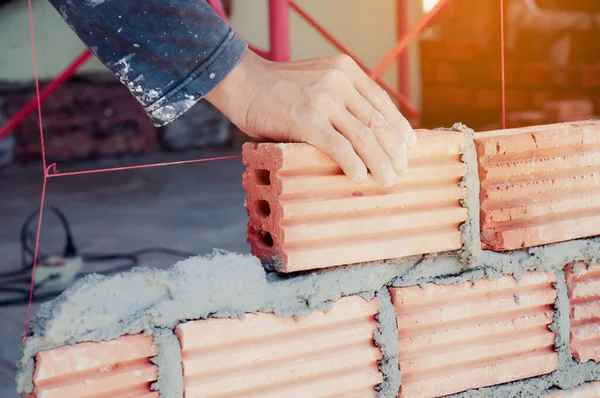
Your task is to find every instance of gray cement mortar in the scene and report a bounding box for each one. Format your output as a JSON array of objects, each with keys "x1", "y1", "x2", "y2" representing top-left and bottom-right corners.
[
  {"x1": 151, "y1": 328, "x2": 184, "y2": 398},
  {"x1": 16, "y1": 124, "x2": 600, "y2": 397},
  {"x1": 374, "y1": 287, "x2": 401, "y2": 397}
]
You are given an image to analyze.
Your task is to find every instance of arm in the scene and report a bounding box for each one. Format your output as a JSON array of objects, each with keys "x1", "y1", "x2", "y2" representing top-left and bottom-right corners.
[
  {"x1": 48, "y1": 0, "x2": 247, "y2": 127},
  {"x1": 49, "y1": 0, "x2": 417, "y2": 186}
]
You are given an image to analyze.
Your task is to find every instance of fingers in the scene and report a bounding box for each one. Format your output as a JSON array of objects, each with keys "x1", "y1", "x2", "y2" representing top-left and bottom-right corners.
[
  {"x1": 331, "y1": 110, "x2": 398, "y2": 186},
  {"x1": 359, "y1": 80, "x2": 417, "y2": 147},
  {"x1": 334, "y1": 55, "x2": 418, "y2": 147},
  {"x1": 298, "y1": 114, "x2": 368, "y2": 183},
  {"x1": 346, "y1": 92, "x2": 409, "y2": 174}
]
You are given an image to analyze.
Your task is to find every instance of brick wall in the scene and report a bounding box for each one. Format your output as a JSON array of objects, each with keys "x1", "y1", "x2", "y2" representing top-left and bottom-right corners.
[
  {"x1": 0, "y1": 74, "x2": 160, "y2": 163},
  {"x1": 17, "y1": 121, "x2": 600, "y2": 397},
  {"x1": 419, "y1": 0, "x2": 600, "y2": 131},
  {"x1": 0, "y1": 72, "x2": 236, "y2": 165}
]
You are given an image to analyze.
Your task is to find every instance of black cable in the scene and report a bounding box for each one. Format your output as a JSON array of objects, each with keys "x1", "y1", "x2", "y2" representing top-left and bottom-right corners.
[{"x1": 0, "y1": 205, "x2": 197, "y2": 307}]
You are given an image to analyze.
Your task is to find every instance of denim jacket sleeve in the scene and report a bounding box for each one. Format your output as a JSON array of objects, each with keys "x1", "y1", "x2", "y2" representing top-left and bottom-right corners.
[{"x1": 48, "y1": 0, "x2": 248, "y2": 126}]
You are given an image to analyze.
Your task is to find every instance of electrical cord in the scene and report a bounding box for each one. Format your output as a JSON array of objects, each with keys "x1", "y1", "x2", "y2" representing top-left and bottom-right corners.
[{"x1": 0, "y1": 206, "x2": 196, "y2": 307}]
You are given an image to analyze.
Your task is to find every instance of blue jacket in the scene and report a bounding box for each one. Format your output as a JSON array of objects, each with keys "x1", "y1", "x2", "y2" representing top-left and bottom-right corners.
[{"x1": 48, "y1": 0, "x2": 247, "y2": 126}]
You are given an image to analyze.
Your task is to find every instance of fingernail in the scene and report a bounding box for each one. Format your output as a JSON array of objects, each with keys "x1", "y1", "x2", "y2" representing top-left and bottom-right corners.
[
  {"x1": 383, "y1": 173, "x2": 398, "y2": 187},
  {"x1": 407, "y1": 130, "x2": 418, "y2": 147},
  {"x1": 380, "y1": 168, "x2": 397, "y2": 187},
  {"x1": 351, "y1": 168, "x2": 368, "y2": 182}
]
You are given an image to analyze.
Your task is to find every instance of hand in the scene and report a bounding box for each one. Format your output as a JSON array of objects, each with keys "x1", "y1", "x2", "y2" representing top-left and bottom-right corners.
[{"x1": 205, "y1": 50, "x2": 417, "y2": 186}]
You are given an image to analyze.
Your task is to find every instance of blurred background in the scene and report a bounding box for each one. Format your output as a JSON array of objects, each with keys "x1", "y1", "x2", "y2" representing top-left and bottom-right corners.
[{"x1": 0, "y1": 0, "x2": 599, "y2": 395}]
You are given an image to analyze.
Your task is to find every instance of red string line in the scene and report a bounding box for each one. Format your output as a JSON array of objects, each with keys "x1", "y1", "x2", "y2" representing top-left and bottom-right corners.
[
  {"x1": 20, "y1": 0, "x2": 241, "y2": 349},
  {"x1": 46, "y1": 154, "x2": 242, "y2": 178},
  {"x1": 22, "y1": 168, "x2": 49, "y2": 344},
  {"x1": 500, "y1": 0, "x2": 506, "y2": 129},
  {"x1": 22, "y1": 0, "x2": 49, "y2": 345}
]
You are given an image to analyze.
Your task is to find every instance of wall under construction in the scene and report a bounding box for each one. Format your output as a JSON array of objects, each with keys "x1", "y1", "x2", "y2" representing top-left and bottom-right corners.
[{"x1": 16, "y1": 121, "x2": 600, "y2": 398}]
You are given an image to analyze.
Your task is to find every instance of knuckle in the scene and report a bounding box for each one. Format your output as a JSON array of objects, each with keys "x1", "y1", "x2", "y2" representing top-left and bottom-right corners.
[
  {"x1": 358, "y1": 126, "x2": 375, "y2": 143},
  {"x1": 369, "y1": 110, "x2": 387, "y2": 130},
  {"x1": 310, "y1": 91, "x2": 333, "y2": 109},
  {"x1": 372, "y1": 87, "x2": 390, "y2": 106},
  {"x1": 305, "y1": 109, "x2": 324, "y2": 126},
  {"x1": 293, "y1": 106, "x2": 323, "y2": 128},
  {"x1": 333, "y1": 53, "x2": 355, "y2": 70},
  {"x1": 323, "y1": 68, "x2": 348, "y2": 85}
]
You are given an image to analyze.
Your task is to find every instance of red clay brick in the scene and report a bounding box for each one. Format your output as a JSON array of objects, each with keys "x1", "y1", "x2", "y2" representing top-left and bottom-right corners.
[
  {"x1": 474, "y1": 89, "x2": 501, "y2": 110},
  {"x1": 446, "y1": 87, "x2": 473, "y2": 108},
  {"x1": 591, "y1": 94, "x2": 600, "y2": 114},
  {"x1": 519, "y1": 63, "x2": 550, "y2": 86},
  {"x1": 506, "y1": 111, "x2": 548, "y2": 129},
  {"x1": 421, "y1": 62, "x2": 436, "y2": 83},
  {"x1": 175, "y1": 296, "x2": 381, "y2": 397},
  {"x1": 505, "y1": 89, "x2": 534, "y2": 111},
  {"x1": 30, "y1": 334, "x2": 158, "y2": 398},
  {"x1": 544, "y1": 100, "x2": 594, "y2": 123},
  {"x1": 242, "y1": 129, "x2": 468, "y2": 272},
  {"x1": 445, "y1": 41, "x2": 479, "y2": 60},
  {"x1": 532, "y1": 90, "x2": 555, "y2": 109},
  {"x1": 545, "y1": 382, "x2": 600, "y2": 397},
  {"x1": 475, "y1": 120, "x2": 600, "y2": 251},
  {"x1": 581, "y1": 65, "x2": 600, "y2": 88},
  {"x1": 566, "y1": 262, "x2": 600, "y2": 363},
  {"x1": 420, "y1": 40, "x2": 447, "y2": 60},
  {"x1": 436, "y1": 62, "x2": 460, "y2": 84},
  {"x1": 389, "y1": 271, "x2": 558, "y2": 398},
  {"x1": 491, "y1": 63, "x2": 517, "y2": 85}
]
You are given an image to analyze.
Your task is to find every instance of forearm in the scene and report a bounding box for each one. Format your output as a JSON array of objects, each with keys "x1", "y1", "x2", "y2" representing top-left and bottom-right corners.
[{"x1": 48, "y1": 0, "x2": 248, "y2": 126}]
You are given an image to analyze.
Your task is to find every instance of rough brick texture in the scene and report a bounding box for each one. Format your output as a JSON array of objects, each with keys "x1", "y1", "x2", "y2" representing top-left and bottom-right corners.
[
  {"x1": 389, "y1": 271, "x2": 558, "y2": 398},
  {"x1": 242, "y1": 129, "x2": 468, "y2": 272},
  {"x1": 544, "y1": 100, "x2": 594, "y2": 123},
  {"x1": 476, "y1": 120, "x2": 600, "y2": 251},
  {"x1": 0, "y1": 74, "x2": 158, "y2": 163},
  {"x1": 175, "y1": 296, "x2": 381, "y2": 397},
  {"x1": 30, "y1": 334, "x2": 158, "y2": 398},
  {"x1": 566, "y1": 262, "x2": 600, "y2": 363}
]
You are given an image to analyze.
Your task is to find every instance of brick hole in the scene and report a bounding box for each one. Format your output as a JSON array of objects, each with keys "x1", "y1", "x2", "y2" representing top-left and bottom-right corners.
[
  {"x1": 255, "y1": 169, "x2": 271, "y2": 185},
  {"x1": 255, "y1": 199, "x2": 271, "y2": 218},
  {"x1": 261, "y1": 232, "x2": 274, "y2": 247}
]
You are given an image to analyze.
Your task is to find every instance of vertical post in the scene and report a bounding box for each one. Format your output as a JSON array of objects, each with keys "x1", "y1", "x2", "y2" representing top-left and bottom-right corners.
[
  {"x1": 397, "y1": 0, "x2": 410, "y2": 104},
  {"x1": 269, "y1": 0, "x2": 291, "y2": 61}
]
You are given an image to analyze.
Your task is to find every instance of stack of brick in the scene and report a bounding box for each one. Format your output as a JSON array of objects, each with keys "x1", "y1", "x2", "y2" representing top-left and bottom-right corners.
[
  {"x1": 17, "y1": 121, "x2": 600, "y2": 398},
  {"x1": 0, "y1": 73, "x2": 159, "y2": 163},
  {"x1": 420, "y1": 38, "x2": 600, "y2": 131}
]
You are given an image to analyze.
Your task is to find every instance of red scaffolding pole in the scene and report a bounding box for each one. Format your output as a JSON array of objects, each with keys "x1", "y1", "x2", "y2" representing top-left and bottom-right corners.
[
  {"x1": 288, "y1": 1, "x2": 418, "y2": 117},
  {"x1": 371, "y1": 0, "x2": 450, "y2": 81},
  {"x1": 0, "y1": 50, "x2": 93, "y2": 142},
  {"x1": 1, "y1": 0, "x2": 450, "y2": 143}
]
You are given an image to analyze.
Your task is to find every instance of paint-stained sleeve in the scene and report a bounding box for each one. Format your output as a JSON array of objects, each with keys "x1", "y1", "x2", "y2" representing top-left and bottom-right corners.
[{"x1": 47, "y1": 0, "x2": 248, "y2": 126}]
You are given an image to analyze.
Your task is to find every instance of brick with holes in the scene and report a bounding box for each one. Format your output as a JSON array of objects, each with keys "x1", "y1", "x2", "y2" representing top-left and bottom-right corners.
[
  {"x1": 29, "y1": 334, "x2": 158, "y2": 398},
  {"x1": 389, "y1": 271, "x2": 558, "y2": 398},
  {"x1": 242, "y1": 129, "x2": 469, "y2": 272},
  {"x1": 566, "y1": 261, "x2": 600, "y2": 363},
  {"x1": 475, "y1": 120, "x2": 600, "y2": 251},
  {"x1": 174, "y1": 296, "x2": 382, "y2": 397}
]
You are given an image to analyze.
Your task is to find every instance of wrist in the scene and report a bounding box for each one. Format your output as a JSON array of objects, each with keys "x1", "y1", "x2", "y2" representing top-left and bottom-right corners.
[{"x1": 204, "y1": 50, "x2": 269, "y2": 129}]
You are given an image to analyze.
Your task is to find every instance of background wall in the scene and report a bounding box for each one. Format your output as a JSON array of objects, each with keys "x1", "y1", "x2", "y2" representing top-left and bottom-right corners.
[{"x1": 0, "y1": 0, "x2": 424, "y2": 109}]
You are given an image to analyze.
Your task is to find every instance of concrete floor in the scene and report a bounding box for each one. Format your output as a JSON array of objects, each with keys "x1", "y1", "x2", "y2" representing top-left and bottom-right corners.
[{"x1": 0, "y1": 148, "x2": 250, "y2": 397}]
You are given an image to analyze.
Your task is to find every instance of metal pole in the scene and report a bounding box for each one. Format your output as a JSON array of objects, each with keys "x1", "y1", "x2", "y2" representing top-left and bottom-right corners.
[
  {"x1": 0, "y1": 50, "x2": 92, "y2": 142},
  {"x1": 397, "y1": 0, "x2": 410, "y2": 103},
  {"x1": 371, "y1": 0, "x2": 450, "y2": 80},
  {"x1": 288, "y1": 1, "x2": 418, "y2": 117},
  {"x1": 268, "y1": 0, "x2": 291, "y2": 62}
]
